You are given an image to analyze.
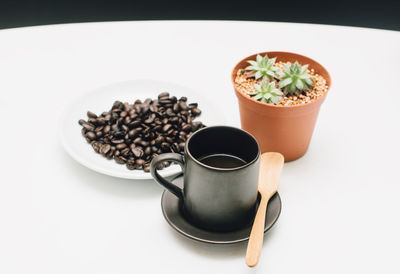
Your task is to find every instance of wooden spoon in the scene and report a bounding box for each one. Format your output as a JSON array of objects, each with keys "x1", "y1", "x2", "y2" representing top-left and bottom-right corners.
[{"x1": 246, "y1": 152, "x2": 284, "y2": 267}]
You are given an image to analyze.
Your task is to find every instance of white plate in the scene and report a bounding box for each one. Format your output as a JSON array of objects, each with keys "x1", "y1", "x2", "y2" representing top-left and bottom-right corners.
[{"x1": 60, "y1": 79, "x2": 226, "y2": 180}]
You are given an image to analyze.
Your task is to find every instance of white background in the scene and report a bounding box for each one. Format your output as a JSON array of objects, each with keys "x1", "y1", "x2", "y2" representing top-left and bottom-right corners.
[{"x1": 0, "y1": 21, "x2": 399, "y2": 273}]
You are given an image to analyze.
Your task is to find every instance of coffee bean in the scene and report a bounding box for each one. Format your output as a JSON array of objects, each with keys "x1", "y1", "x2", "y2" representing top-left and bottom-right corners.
[
  {"x1": 140, "y1": 141, "x2": 149, "y2": 147},
  {"x1": 111, "y1": 124, "x2": 119, "y2": 132},
  {"x1": 79, "y1": 93, "x2": 204, "y2": 171},
  {"x1": 153, "y1": 125, "x2": 162, "y2": 132},
  {"x1": 182, "y1": 124, "x2": 191, "y2": 132},
  {"x1": 179, "y1": 101, "x2": 188, "y2": 110},
  {"x1": 161, "y1": 142, "x2": 170, "y2": 151},
  {"x1": 82, "y1": 123, "x2": 95, "y2": 131},
  {"x1": 191, "y1": 108, "x2": 202, "y2": 116},
  {"x1": 144, "y1": 114, "x2": 155, "y2": 124},
  {"x1": 128, "y1": 129, "x2": 138, "y2": 138},
  {"x1": 106, "y1": 150, "x2": 114, "y2": 159},
  {"x1": 97, "y1": 118, "x2": 106, "y2": 125},
  {"x1": 149, "y1": 105, "x2": 158, "y2": 112},
  {"x1": 111, "y1": 139, "x2": 124, "y2": 144},
  {"x1": 136, "y1": 159, "x2": 145, "y2": 165},
  {"x1": 166, "y1": 109, "x2": 175, "y2": 117},
  {"x1": 130, "y1": 120, "x2": 141, "y2": 128},
  {"x1": 142, "y1": 127, "x2": 150, "y2": 135},
  {"x1": 103, "y1": 125, "x2": 111, "y2": 133},
  {"x1": 163, "y1": 124, "x2": 172, "y2": 132},
  {"x1": 91, "y1": 142, "x2": 101, "y2": 153},
  {"x1": 114, "y1": 131, "x2": 125, "y2": 138},
  {"x1": 171, "y1": 143, "x2": 179, "y2": 152},
  {"x1": 115, "y1": 156, "x2": 125, "y2": 164},
  {"x1": 86, "y1": 131, "x2": 96, "y2": 140},
  {"x1": 158, "y1": 92, "x2": 169, "y2": 99},
  {"x1": 88, "y1": 118, "x2": 97, "y2": 125},
  {"x1": 192, "y1": 121, "x2": 202, "y2": 131},
  {"x1": 133, "y1": 137, "x2": 142, "y2": 144},
  {"x1": 143, "y1": 166, "x2": 150, "y2": 172},
  {"x1": 121, "y1": 125, "x2": 129, "y2": 132},
  {"x1": 100, "y1": 144, "x2": 111, "y2": 155},
  {"x1": 116, "y1": 143, "x2": 127, "y2": 150},
  {"x1": 144, "y1": 146, "x2": 151, "y2": 155},
  {"x1": 170, "y1": 117, "x2": 179, "y2": 124},
  {"x1": 112, "y1": 101, "x2": 123, "y2": 109},
  {"x1": 159, "y1": 99, "x2": 171, "y2": 105},
  {"x1": 142, "y1": 105, "x2": 150, "y2": 114},
  {"x1": 124, "y1": 116, "x2": 131, "y2": 125},
  {"x1": 132, "y1": 147, "x2": 143, "y2": 158}
]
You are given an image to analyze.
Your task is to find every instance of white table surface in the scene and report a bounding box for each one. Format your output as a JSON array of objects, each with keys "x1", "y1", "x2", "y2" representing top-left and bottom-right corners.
[{"x1": 0, "y1": 21, "x2": 399, "y2": 274}]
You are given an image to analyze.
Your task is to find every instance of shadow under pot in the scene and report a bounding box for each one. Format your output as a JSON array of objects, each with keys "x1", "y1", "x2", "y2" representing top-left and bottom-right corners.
[
  {"x1": 231, "y1": 51, "x2": 332, "y2": 162},
  {"x1": 150, "y1": 126, "x2": 260, "y2": 232}
]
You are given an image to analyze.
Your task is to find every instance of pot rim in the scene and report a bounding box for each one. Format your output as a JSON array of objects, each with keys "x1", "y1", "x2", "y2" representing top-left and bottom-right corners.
[{"x1": 231, "y1": 51, "x2": 332, "y2": 109}]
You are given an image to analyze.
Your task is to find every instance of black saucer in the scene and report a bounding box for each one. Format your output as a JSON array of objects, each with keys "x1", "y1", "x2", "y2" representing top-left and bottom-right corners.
[{"x1": 161, "y1": 174, "x2": 282, "y2": 244}]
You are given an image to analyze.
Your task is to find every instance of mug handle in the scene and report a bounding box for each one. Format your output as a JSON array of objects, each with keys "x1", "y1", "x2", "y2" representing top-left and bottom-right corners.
[{"x1": 150, "y1": 153, "x2": 185, "y2": 200}]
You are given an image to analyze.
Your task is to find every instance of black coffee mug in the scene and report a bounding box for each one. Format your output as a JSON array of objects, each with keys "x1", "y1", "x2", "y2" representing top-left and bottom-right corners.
[{"x1": 150, "y1": 126, "x2": 260, "y2": 232}]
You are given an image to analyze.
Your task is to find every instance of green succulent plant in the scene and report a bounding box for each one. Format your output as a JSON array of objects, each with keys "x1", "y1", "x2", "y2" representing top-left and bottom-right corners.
[
  {"x1": 246, "y1": 54, "x2": 279, "y2": 80},
  {"x1": 249, "y1": 80, "x2": 283, "y2": 105},
  {"x1": 278, "y1": 62, "x2": 314, "y2": 94}
]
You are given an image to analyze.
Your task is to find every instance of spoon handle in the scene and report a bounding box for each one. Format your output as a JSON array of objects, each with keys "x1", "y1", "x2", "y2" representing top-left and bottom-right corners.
[{"x1": 246, "y1": 196, "x2": 269, "y2": 267}]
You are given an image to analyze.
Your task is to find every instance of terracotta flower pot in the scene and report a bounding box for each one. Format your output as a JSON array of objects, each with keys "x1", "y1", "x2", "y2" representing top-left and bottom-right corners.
[{"x1": 231, "y1": 52, "x2": 332, "y2": 162}]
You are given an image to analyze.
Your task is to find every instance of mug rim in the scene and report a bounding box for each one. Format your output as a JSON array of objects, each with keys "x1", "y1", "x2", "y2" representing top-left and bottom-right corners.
[{"x1": 185, "y1": 125, "x2": 260, "y2": 171}]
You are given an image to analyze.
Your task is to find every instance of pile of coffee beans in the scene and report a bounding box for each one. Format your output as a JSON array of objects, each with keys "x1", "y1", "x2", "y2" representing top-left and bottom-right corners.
[{"x1": 79, "y1": 92, "x2": 205, "y2": 172}]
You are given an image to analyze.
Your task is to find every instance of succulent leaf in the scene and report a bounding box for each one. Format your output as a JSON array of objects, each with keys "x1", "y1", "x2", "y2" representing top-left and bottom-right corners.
[
  {"x1": 245, "y1": 54, "x2": 279, "y2": 80},
  {"x1": 278, "y1": 61, "x2": 314, "y2": 95},
  {"x1": 249, "y1": 80, "x2": 283, "y2": 105}
]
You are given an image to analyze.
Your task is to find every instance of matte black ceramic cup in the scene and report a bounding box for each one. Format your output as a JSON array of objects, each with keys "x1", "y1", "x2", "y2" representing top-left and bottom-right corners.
[{"x1": 150, "y1": 126, "x2": 260, "y2": 232}]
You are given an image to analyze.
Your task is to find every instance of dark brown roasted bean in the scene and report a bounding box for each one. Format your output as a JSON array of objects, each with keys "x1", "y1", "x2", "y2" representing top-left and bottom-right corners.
[
  {"x1": 86, "y1": 131, "x2": 96, "y2": 140},
  {"x1": 111, "y1": 139, "x2": 124, "y2": 144},
  {"x1": 115, "y1": 156, "x2": 125, "y2": 164},
  {"x1": 79, "y1": 93, "x2": 204, "y2": 171},
  {"x1": 82, "y1": 123, "x2": 95, "y2": 131},
  {"x1": 191, "y1": 108, "x2": 202, "y2": 116},
  {"x1": 160, "y1": 142, "x2": 170, "y2": 151},
  {"x1": 162, "y1": 124, "x2": 172, "y2": 132},
  {"x1": 116, "y1": 143, "x2": 127, "y2": 150},
  {"x1": 131, "y1": 147, "x2": 143, "y2": 158}
]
